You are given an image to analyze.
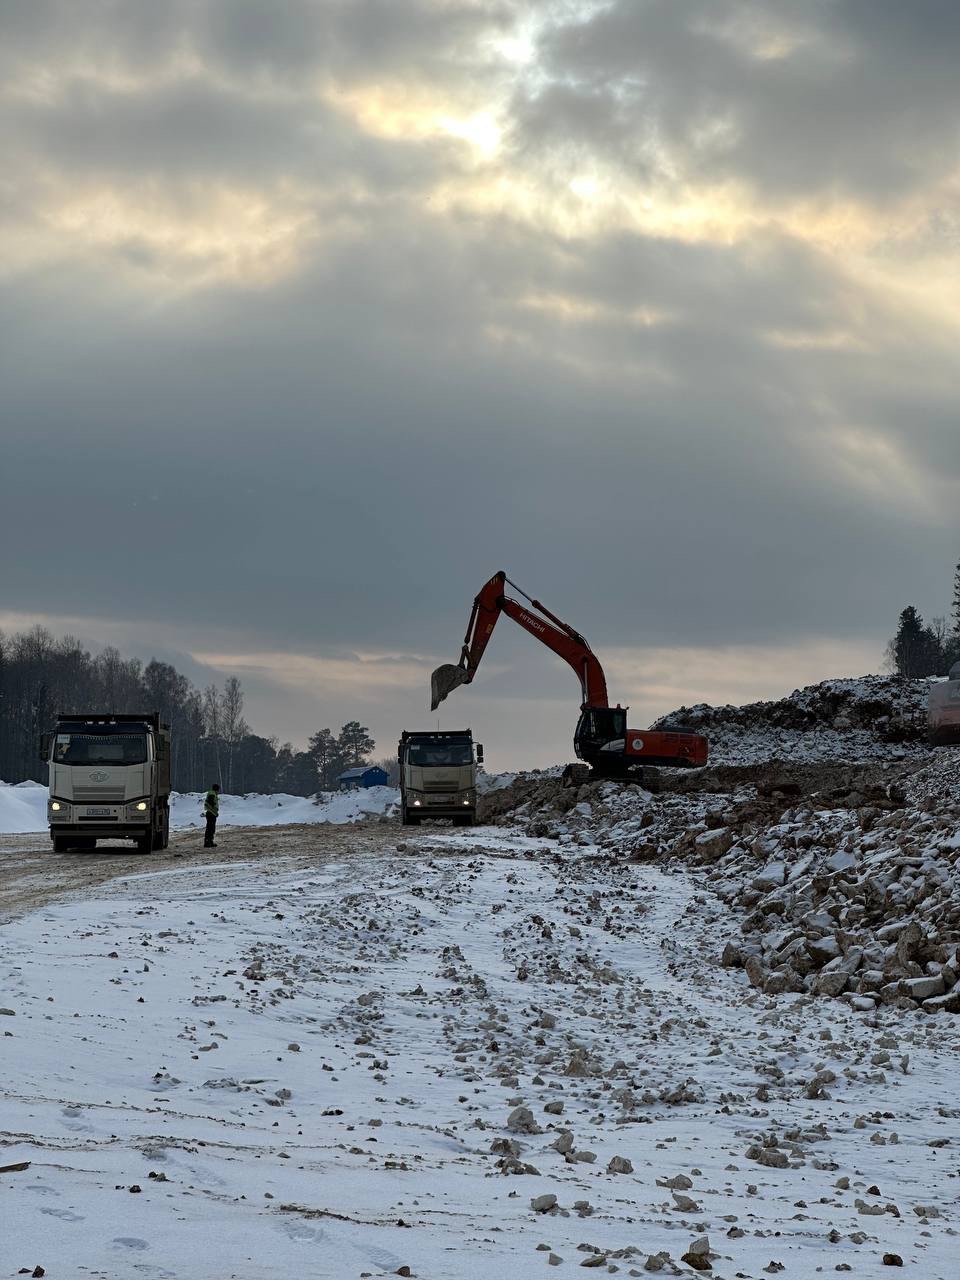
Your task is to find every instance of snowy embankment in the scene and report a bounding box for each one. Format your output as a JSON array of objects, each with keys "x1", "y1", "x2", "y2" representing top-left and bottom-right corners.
[
  {"x1": 0, "y1": 780, "x2": 398, "y2": 835},
  {"x1": 1, "y1": 836, "x2": 957, "y2": 1277},
  {"x1": 654, "y1": 673, "x2": 932, "y2": 765},
  {"x1": 171, "y1": 784, "x2": 398, "y2": 829},
  {"x1": 0, "y1": 780, "x2": 47, "y2": 833}
]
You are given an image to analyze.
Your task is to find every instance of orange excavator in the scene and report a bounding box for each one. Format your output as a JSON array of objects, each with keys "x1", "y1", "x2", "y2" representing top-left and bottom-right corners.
[{"x1": 431, "y1": 571, "x2": 708, "y2": 786}]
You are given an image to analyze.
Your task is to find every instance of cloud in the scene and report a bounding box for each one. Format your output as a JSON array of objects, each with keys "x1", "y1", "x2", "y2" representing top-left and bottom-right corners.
[
  {"x1": 518, "y1": 0, "x2": 960, "y2": 209},
  {"x1": 1, "y1": 0, "x2": 957, "y2": 766}
]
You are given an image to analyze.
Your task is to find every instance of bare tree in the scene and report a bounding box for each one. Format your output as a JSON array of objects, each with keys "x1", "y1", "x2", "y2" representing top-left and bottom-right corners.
[
  {"x1": 221, "y1": 676, "x2": 248, "y2": 792},
  {"x1": 202, "y1": 683, "x2": 225, "y2": 787}
]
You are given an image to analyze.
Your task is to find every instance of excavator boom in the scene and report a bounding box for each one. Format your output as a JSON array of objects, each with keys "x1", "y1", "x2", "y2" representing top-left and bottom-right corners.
[
  {"x1": 431, "y1": 570, "x2": 708, "y2": 779},
  {"x1": 431, "y1": 571, "x2": 608, "y2": 711}
]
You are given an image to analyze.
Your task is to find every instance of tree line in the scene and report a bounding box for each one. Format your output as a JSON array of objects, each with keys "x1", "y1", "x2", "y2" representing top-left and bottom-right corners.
[
  {"x1": 0, "y1": 625, "x2": 389, "y2": 794},
  {"x1": 887, "y1": 559, "x2": 960, "y2": 678}
]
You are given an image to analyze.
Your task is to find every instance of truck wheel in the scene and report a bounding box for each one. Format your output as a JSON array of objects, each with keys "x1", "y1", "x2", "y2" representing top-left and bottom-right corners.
[
  {"x1": 454, "y1": 814, "x2": 474, "y2": 827},
  {"x1": 136, "y1": 831, "x2": 154, "y2": 854},
  {"x1": 401, "y1": 807, "x2": 420, "y2": 826},
  {"x1": 52, "y1": 836, "x2": 69, "y2": 854}
]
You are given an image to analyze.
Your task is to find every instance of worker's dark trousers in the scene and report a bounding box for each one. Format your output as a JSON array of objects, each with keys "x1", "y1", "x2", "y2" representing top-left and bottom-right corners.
[{"x1": 204, "y1": 814, "x2": 217, "y2": 847}]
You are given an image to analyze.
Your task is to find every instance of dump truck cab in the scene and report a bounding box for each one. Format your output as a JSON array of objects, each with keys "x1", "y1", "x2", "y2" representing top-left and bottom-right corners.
[
  {"x1": 398, "y1": 729, "x2": 482, "y2": 826},
  {"x1": 41, "y1": 712, "x2": 171, "y2": 853}
]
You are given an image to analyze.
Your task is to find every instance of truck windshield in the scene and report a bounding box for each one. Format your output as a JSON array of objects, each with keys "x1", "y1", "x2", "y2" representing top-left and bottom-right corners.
[
  {"x1": 408, "y1": 743, "x2": 473, "y2": 767},
  {"x1": 53, "y1": 734, "x2": 148, "y2": 766}
]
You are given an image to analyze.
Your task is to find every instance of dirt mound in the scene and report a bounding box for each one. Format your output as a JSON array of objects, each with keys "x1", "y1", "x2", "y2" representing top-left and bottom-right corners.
[
  {"x1": 478, "y1": 757, "x2": 923, "y2": 830},
  {"x1": 657, "y1": 673, "x2": 928, "y2": 737},
  {"x1": 653, "y1": 674, "x2": 932, "y2": 765},
  {"x1": 658, "y1": 758, "x2": 921, "y2": 800}
]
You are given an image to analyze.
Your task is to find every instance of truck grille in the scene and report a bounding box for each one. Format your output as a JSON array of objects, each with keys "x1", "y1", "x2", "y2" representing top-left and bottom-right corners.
[
  {"x1": 423, "y1": 780, "x2": 459, "y2": 791},
  {"x1": 73, "y1": 787, "x2": 126, "y2": 803}
]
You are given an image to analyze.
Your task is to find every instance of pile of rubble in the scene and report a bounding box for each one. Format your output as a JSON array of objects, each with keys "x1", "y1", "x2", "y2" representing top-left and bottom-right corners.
[
  {"x1": 653, "y1": 673, "x2": 932, "y2": 764},
  {"x1": 481, "y1": 676, "x2": 960, "y2": 1016},
  {"x1": 706, "y1": 752, "x2": 960, "y2": 1013}
]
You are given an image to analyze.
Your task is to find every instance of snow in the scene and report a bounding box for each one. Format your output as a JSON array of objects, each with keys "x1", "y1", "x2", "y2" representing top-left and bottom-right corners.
[
  {"x1": 0, "y1": 779, "x2": 47, "y2": 833},
  {"x1": 1, "y1": 833, "x2": 957, "y2": 1278},
  {"x1": 3, "y1": 677, "x2": 959, "y2": 1277},
  {"x1": 655, "y1": 673, "x2": 932, "y2": 765},
  {"x1": 172, "y1": 784, "x2": 398, "y2": 829},
  {"x1": 0, "y1": 781, "x2": 399, "y2": 836}
]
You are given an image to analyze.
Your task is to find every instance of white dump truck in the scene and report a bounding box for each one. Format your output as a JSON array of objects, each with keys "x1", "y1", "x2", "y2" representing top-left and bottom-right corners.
[
  {"x1": 41, "y1": 712, "x2": 172, "y2": 853},
  {"x1": 928, "y1": 663, "x2": 960, "y2": 745},
  {"x1": 398, "y1": 728, "x2": 483, "y2": 826}
]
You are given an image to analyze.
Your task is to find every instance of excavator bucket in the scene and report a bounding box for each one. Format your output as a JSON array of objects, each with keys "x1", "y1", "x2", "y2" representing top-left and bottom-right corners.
[{"x1": 430, "y1": 663, "x2": 470, "y2": 711}]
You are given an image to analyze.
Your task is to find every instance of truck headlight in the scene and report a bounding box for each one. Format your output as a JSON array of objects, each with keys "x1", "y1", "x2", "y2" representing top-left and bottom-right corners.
[
  {"x1": 135, "y1": 801, "x2": 148, "y2": 811},
  {"x1": 51, "y1": 801, "x2": 62, "y2": 812},
  {"x1": 412, "y1": 799, "x2": 422, "y2": 807},
  {"x1": 463, "y1": 799, "x2": 471, "y2": 805}
]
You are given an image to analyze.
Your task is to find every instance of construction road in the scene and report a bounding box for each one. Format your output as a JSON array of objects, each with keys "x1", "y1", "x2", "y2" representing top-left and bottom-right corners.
[{"x1": 0, "y1": 822, "x2": 403, "y2": 924}]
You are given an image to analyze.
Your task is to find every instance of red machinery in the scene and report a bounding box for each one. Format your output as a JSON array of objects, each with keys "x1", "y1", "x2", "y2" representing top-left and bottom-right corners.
[{"x1": 431, "y1": 571, "x2": 707, "y2": 784}]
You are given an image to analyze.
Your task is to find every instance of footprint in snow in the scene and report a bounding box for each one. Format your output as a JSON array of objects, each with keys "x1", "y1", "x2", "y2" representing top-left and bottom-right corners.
[
  {"x1": 354, "y1": 1241, "x2": 408, "y2": 1271},
  {"x1": 40, "y1": 1207, "x2": 85, "y2": 1222},
  {"x1": 60, "y1": 1106, "x2": 94, "y2": 1133},
  {"x1": 279, "y1": 1221, "x2": 329, "y2": 1244},
  {"x1": 112, "y1": 1237, "x2": 150, "y2": 1251}
]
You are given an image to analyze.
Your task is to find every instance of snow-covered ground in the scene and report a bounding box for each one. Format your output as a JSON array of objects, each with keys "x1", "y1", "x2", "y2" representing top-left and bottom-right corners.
[
  {"x1": 1, "y1": 829, "x2": 956, "y2": 1278},
  {"x1": 0, "y1": 781, "x2": 398, "y2": 835},
  {"x1": 0, "y1": 780, "x2": 47, "y2": 833},
  {"x1": 3, "y1": 679, "x2": 957, "y2": 1277}
]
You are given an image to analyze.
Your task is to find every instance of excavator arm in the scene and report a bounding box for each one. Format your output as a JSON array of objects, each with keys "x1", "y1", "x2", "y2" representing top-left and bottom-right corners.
[
  {"x1": 431, "y1": 569, "x2": 708, "y2": 778},
  {"x1": 431, "y1": 570, "x2": 609, "y2": 711}
]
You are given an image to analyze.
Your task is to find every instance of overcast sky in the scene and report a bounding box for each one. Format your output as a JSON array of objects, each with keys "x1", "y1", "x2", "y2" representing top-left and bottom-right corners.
[{"x1": 2, "y1": 0, "x2": 958, "y2": 769}]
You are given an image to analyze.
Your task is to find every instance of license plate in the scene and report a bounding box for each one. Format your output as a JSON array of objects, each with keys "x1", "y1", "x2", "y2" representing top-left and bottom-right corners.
[{"x1": 86, "y1": 807, "x2": 112, "y2": 817}]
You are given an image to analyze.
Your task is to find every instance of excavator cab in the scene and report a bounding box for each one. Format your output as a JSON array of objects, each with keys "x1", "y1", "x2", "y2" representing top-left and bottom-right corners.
[{"x1": 574, "y1": 706, "x2": 628, "y2": 763}]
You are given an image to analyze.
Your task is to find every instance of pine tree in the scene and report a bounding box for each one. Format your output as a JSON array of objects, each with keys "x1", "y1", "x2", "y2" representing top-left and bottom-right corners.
[
  {"x1": 276, "y1": 745, "x2": 321, "y2": 795},
  {"x1": 891, "y1": 606, "x2": 924, "y2": 677},
  {"x1": 337, "y1": 721, "x2": 375, "y2": 768},
  {"x1": 307, "y1": 727, "x2": 339, "y2": 789},
  {"x1": 890, "y1": 606, "x2": 942, "y2": 678}
]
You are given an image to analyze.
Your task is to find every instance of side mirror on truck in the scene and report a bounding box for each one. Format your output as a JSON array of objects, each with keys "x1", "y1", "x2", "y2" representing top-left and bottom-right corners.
[
  {"x1": 476, "y1": 744, "x2": 484, "y2": 764},
  {"x1": 38, "y1": 732, "x2": 51, "y2": 762}
]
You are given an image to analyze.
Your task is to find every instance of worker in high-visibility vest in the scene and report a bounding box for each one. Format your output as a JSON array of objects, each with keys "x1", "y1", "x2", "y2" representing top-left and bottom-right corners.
[{"x1": 203, "y1": 782, "x2": 221, "y2": 848}]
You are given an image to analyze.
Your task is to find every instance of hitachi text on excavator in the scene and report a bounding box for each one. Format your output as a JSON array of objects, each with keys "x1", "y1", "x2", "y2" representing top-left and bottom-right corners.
[{"x1": 431, "y1": 571, "x2": 708, "y2": 788}]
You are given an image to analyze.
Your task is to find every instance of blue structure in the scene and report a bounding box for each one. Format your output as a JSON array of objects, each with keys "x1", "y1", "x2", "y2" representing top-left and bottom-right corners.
[{"x1": 338, "y1": 765, "x2": 389, "y2": 790}]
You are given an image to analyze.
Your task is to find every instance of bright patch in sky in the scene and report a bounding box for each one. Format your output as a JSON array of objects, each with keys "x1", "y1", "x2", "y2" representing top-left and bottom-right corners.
[{"x1": 438, "y1": 111, "x2": 502, "y2": 156}]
